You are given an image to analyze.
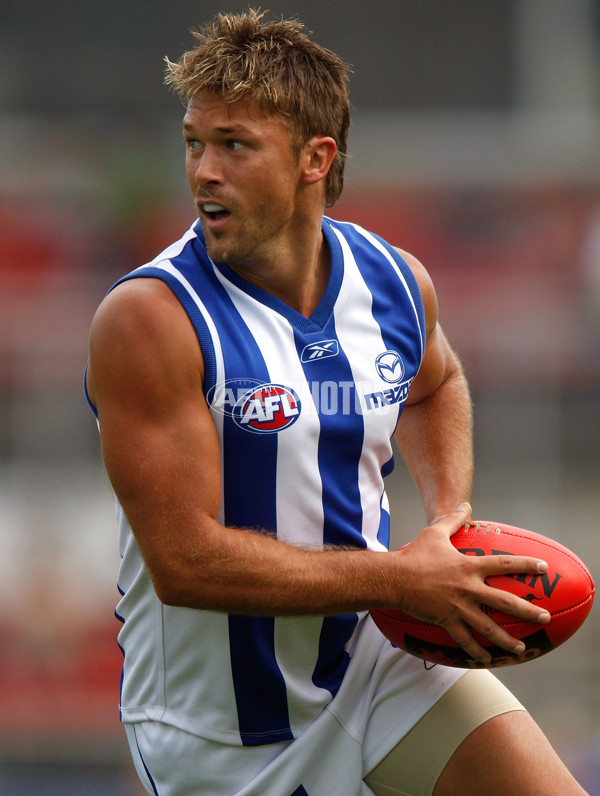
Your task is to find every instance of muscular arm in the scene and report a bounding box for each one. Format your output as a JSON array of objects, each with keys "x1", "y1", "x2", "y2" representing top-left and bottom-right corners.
[
  {"x1": 87, "y1": 275, "x2": 550, "y2": 662},
  {"x1": 87, "y1": 279, "x2": 400, "y2": 615},
  {"x1": 389, "y1": 251, "x2": 547, "y2": 659}
]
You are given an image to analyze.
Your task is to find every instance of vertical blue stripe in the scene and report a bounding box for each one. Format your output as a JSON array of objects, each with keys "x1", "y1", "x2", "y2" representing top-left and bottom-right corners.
[
  {"x1": 377, "y1": 505, "x2": 391, "y2": 549},
  {"x1": 311, "y1": 615, "x2": 356, "y2": 695},
  {"x1": 295, "y1": 321, "x2": 365, "y2": 548},
  {"x1": 190, "y1": 266, "x2": 293, "y2": 743},
  {"x1": 294, "y1": 321, "x2": 362, "y2": 697},
  {"x1": 130, "y1": 230, "x2": 293, "y2": 745},
  {"x1": 329, "y1": 223, "x2": 425, "y2": 394},
  {"x1": 228, "y1": 615, "x2": 293, "y2": 745},
  {"x1": 345, "y1": 224, "x2": 425, "y2": 345}
]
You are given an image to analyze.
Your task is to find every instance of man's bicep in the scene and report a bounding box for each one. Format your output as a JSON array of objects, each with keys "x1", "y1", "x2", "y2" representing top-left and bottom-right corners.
[
  {"x1": 88, "y1": 280, "x2": 222, "y2": 547},
  {"x1": 405, "y1": 323, "x2": 458, "y2": 406},
  {"x1": 99, "y1": 385, "x2": 221, "y2": 520}
]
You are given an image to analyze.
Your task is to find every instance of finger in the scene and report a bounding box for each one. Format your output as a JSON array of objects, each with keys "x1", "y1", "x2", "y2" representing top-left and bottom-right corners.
[
  {"x1": 481, "y1": 554, "x2": 548, "y2": 577},
  {"x1": 468, "y1": 554, "x2": 552, "y2": 623},
  {"x1": 480, "y1": 583, "x2": 552, "y2": 625},
  {"x1": 463, "y1": 606, "x2": 532, "y2": 657},
  {"x1": 444, "y1": 619, "x2": 493, "y2": 664},
  {"x1": 447, "y1": 604, "x2": 541, "y2": 663}
]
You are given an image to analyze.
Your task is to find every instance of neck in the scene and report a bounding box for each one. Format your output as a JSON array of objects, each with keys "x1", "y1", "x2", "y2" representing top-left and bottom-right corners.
[{"x1": 228, "y1": 219, "x2": 330, "y2": 318}]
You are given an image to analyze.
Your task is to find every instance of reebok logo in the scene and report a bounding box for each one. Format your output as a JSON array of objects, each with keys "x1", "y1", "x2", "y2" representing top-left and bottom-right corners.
[{"x1": 301, "y1": 340, "x2": 339, "y2": 363}]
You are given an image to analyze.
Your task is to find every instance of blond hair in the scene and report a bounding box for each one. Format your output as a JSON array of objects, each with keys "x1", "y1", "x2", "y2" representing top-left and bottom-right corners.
[{"x1": 164, "y1": 9, "x2": 351, "y2": 206}]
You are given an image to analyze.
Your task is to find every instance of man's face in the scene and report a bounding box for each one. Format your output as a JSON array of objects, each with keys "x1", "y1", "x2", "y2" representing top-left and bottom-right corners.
[{"x1": 183, "y1": 91, "x2": 304, "y2": 270}]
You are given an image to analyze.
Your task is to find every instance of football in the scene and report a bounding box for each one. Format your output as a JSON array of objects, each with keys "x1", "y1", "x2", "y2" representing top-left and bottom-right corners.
[{"x1": 371, "y1": 521, "x2": 595, "y2": 668}]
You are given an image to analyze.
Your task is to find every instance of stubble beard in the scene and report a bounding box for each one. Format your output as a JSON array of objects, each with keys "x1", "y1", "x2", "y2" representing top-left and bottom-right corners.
[
  {"x1": 200, "y1": 203, "x2": 291, "y2": 271},
  {"x1": 202, "y1": 225, "x2": 260, "y2": 269}
]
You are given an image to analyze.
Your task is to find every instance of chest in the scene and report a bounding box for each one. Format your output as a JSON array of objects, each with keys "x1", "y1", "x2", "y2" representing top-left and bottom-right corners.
[{"x1": 206, "y1": 288, "x2": 420, "y2": 449}]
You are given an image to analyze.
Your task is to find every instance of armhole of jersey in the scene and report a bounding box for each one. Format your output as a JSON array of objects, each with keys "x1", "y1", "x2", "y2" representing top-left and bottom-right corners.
[
  {"x1": 387, "y1": 249, "x2": 425, "y2": 328},
  {"x1": 336, "y1": 221, "x2": 427, "y2": 362},
  {"x1": 83, "y1": 360, "x2": 98, "y2": 418},
  {"x1": 109, "y1": 267, "x2": 218, "y2": 395},
  {"x1": 373, "y1": 235, "x2": 427, "y2": 351}
]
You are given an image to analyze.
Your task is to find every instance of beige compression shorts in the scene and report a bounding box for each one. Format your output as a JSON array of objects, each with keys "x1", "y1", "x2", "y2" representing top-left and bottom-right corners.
[{"x1": 364, "y1": 668, "x2": 526, "y2": 796}]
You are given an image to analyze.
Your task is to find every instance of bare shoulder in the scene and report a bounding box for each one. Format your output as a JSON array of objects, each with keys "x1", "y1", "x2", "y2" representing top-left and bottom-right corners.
[
  {"x1": 90, "y1": 277, "x2": 184, "y2": 341},
  {"x1": 87, "y1": 277, "x2": 203, "y2": 410},
  {"x1": 393, "y1": 247, "x2": 438, "y2": 337}
]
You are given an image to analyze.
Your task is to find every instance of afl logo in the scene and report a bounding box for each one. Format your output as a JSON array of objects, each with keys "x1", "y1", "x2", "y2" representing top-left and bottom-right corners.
[
  {"x1": 233, "y1": 383, "x2": 301, "y2": 434},
  {"x1": 375, "y1": 350, "x2": 405, "y2": 383}
]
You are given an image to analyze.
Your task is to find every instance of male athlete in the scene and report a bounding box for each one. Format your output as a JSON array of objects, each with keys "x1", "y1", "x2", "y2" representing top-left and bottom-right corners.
[{"x1": 85, "y1": 10, "x2": 587, "y2": 795}]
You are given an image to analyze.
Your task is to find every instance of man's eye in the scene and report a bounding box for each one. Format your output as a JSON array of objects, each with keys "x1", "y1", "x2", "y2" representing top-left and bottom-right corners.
[
  {"x1": 227, "y1": 140, "x2": 245, "y2": 151},
  {"x1": 186, "y1": 138, "x2": 201, "y2": 151}
]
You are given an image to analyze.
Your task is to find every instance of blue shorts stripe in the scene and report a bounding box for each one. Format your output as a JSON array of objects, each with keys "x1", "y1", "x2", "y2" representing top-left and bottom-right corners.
[{"x1": 132, "y1": 725, "x2": 160, "y2": 795}]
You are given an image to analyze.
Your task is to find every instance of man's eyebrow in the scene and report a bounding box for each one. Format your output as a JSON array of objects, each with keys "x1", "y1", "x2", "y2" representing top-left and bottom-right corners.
[{"x1": 182, "y1": 121, "x2": 255, "y2": 135}]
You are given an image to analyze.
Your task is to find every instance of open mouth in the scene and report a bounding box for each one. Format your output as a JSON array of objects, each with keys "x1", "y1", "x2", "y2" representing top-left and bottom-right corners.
[{"x1": 202, "y1": 202, "x2": 231, "y2": 222}]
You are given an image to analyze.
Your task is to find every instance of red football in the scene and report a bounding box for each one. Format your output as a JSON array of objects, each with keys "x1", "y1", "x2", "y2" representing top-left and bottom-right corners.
[{"x1": 371, "y1": 521, "x2": 595, "y2": 668}]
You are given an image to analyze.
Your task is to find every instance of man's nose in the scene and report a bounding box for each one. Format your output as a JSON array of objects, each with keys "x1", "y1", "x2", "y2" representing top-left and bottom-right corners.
[{"x1": 194, "y1": 145, "x2": 224, "y2": 186}]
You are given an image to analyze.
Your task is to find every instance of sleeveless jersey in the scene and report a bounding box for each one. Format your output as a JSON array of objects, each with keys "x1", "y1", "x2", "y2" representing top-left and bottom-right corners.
[{"x1": 91, "y1": 217, "x2": 426, "y2": 747}]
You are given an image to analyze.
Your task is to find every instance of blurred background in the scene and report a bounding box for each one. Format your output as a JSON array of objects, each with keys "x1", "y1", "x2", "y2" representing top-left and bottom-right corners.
[{"x1": 1, "y1": 0, "x2": 599, "y2": 793}]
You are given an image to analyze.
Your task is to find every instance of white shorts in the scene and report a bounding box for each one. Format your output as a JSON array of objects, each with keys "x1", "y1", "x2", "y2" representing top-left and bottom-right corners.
[{"x1": 125, "y1": 618, "x2": 523, "y2": 796}]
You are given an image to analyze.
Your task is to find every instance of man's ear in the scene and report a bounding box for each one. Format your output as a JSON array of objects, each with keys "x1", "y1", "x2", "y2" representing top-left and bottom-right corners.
[{"x1": 301, "y1": 136, "x2": 338, "y2": 187}]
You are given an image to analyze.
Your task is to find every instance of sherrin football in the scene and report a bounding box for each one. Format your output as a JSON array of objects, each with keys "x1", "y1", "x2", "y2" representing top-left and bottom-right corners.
[{"x1": 371, "y1": 521, "x2": 595, "y2": 668}]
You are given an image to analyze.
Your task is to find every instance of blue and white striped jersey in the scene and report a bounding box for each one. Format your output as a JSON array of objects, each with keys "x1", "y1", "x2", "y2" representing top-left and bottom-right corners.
[{"x1": 106, "y1": 216, "x2": 426, "y2": 747}]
